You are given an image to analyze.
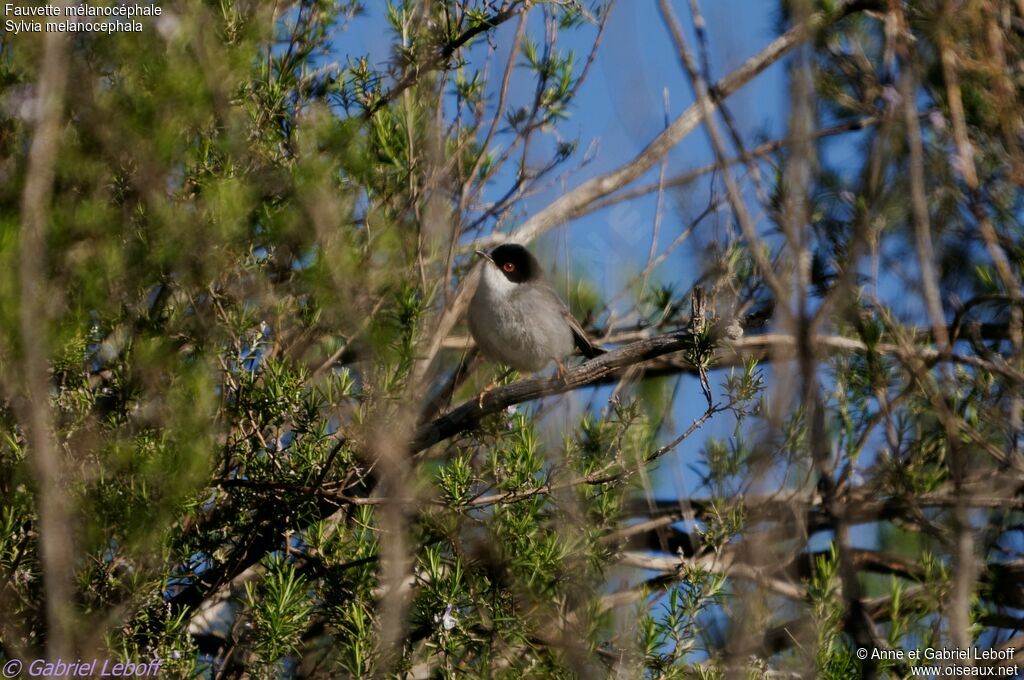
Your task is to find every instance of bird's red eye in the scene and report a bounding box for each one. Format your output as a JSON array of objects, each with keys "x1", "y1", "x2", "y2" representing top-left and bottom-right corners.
[{"x1": 502, "y1": 262, "x2": 515, "y2": 273}]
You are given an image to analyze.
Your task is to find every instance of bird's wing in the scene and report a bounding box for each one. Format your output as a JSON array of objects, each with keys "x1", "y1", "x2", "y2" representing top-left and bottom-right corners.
[{"x1": 532, "y1": 283, "x2": 605, "y2": 359}]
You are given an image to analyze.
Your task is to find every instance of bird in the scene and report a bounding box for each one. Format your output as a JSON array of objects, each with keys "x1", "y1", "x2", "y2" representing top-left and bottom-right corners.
[{"x1": 468, "y1": 243, "x2": 603, "y2": 377}]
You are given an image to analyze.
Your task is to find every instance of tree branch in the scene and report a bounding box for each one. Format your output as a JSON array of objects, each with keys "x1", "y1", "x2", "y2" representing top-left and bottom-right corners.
[{"x1": 412, "y1": 328, "x2": 699, "y2": 451}]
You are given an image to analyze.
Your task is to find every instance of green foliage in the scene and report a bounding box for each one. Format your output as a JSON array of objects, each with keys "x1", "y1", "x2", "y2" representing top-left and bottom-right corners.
[
  {"x1": 244, "y1": 556, "x2": 314, "y2": 673},
  {"x1": 807, "y1": 547, "x2": 860, "y2": 679}
]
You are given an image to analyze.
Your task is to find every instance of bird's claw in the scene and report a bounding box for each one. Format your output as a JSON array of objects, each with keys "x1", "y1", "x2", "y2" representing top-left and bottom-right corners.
[
  {"x1": 477, "y1": 381, "x2": 496, "y2": 409},
  {"x1": 554, "y1": 359, "x2": 569, "y2": 383}
]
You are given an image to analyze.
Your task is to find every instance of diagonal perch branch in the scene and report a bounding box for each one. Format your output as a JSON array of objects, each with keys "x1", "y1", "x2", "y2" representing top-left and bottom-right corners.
[{"x1": 411, "y1": 328, "x2": 700, "y2": 452}]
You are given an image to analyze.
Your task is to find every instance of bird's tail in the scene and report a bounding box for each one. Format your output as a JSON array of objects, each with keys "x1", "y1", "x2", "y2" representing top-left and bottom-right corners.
[{"x1": 572, "y1": 328, "x2": 606, "y2": 359}]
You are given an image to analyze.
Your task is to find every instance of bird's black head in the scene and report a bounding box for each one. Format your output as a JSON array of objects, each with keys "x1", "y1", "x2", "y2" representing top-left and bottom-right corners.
[{"x1": 484, "y1": 244, "x2": 542, "y2": 284}]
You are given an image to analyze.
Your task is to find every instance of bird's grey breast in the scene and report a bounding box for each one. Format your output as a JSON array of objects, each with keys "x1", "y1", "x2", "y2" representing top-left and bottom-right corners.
[{"x1": 469, "y1": 272, "x2": 574, "y2": 371}]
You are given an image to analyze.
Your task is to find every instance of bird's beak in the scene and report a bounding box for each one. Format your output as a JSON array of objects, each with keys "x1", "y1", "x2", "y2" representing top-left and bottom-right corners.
[{"x1": 474, "y1": 250, "x2": 494, "y2": 264}]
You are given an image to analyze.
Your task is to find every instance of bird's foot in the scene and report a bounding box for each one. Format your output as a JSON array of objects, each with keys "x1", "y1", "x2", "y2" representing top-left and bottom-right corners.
[
  {"x1": 476, "y1": 381, "x2": 496, "y2": 409},
  {"x1": 554, "y1": 358, "x2": 569, "y2": 384}
]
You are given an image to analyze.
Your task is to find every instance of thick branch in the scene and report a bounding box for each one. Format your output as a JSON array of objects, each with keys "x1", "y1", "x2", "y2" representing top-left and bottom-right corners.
[{"x1": 412, "y1": 328, "x2": 697, "y2": 451}]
